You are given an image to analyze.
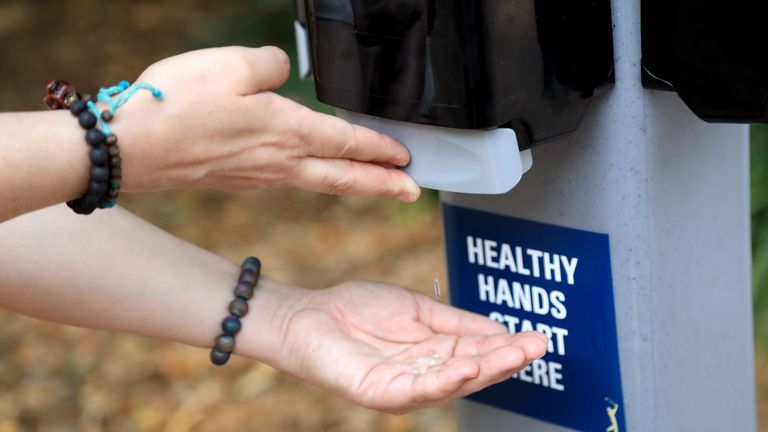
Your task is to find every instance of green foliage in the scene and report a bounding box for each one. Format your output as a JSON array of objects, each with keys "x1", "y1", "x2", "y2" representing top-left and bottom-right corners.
[
  {"x1": 753, "y1": 125, "x2": 768, "y2": 344},
  {"x1": 384, "y1": 188, "x2": 441, "y2": 226}
]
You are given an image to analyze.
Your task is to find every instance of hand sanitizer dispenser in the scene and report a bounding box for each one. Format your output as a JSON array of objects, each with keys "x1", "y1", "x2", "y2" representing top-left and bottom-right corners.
[
  {"x1": 642, "y1": 0, "x2": 768, "y2": 122},
  {"x1": 293, "y1": 1, "x2": 757, "y2": 431},
  {"x1": 296, "y1": 0, "x2": 614, "y2": 194}
]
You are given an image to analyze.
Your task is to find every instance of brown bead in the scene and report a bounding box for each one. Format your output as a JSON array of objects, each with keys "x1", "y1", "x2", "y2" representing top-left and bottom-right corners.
[
  {"x1": 239, "y1": 270, "x2": 258, "y2": 286},
  {"x1": 229, "y1": 298, "x2": 249, "y2": 317},
  {"x1": 64, "y1": 92, "x2": 80, "y2": 107},
  {"x1": 108, "y1": 144, "x2": 120, "y2": 156},
  {"x1": 43, "y1": 80, "x2": 80, "y2": 109},
  {"x1": 214, "y1": 334, "x2": 235, "y2": 353},
  {"x1": 45, "y1": 80, "x2": 59, "y2": 93},
  {"x1": 106, "y1": 135, "x2": 118, "y2": 146},
  {"x1": 234, "y1": 283, "x2": 254, "y2": 300},
  {"x1": 210, "y1": 348, "x2": 230, "y2": 366},
  {"x1": 43, "y1": 94, "x2": 64, "y2": 110},
  {"x1": 101, "y1": 110, "x2": 113, "y2": 122}
]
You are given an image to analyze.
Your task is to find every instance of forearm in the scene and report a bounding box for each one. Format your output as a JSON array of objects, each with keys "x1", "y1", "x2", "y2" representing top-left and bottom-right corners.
[
  {"x1": 0, "y1": 111, "x2": 90, "y2": 222},
  {"x1": 0, "y1": 204, "x2": 303, "y2": 361}
]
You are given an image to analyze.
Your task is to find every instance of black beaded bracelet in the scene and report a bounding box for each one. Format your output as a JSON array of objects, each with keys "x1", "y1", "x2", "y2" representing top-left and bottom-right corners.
[
  {"x1": 210, "y1": 257, "x2": 261, "y2": 366},
  {"x1": 45, "y1": 79, "x2": 161, "y2": 213},
  {"x1": 66, "y1": 99, "x2": 112, "y2": 215}
]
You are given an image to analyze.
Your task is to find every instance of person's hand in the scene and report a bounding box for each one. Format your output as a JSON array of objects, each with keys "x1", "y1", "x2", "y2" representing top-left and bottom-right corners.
[
  {"x1": 112, "y1": 46, "x2": 421, "y2": 202},
  {"x1": 255, "y1": 280, "x2": 547, "y2": 413}
]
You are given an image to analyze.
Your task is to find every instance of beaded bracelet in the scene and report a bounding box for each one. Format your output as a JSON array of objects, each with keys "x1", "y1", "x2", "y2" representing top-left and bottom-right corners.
[
  {"x1": 43, "y1": 79, "x2": 162, "y2": 213},
  {"x1": 210, "y1": 257, "x2": 261, "y2": 366},
  {"x1": 67, "y1": 99, "x2": 113, "y2": 214}
]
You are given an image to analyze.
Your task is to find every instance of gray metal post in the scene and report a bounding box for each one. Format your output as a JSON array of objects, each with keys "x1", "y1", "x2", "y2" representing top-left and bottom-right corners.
[{"x1": 442, "y1": 0, "x2": 755, "y2": 430}]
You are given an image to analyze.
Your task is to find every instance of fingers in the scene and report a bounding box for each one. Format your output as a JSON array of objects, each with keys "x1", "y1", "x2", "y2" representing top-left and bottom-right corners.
[
  {"x1": 407, "y1": 333, "x2": 546, "y2": 408},
  {"x1": 449, "y1": 332, "x2": 547, "y2": 398},
  {"x1": 400, "y1": 359, "x2": 480, "y2": 405},
  {"x1": 518, "y1": 331, "x2": 549, "y2": 357},
  {"x1": 389, "y1": 334, "x2": 543, "y2": 410},
  {"x1": 452, "y1": 332, "x2": 542, "y2": 358},
  {"x1": 229, "y1": 46, "x2": 291, "y2": 95},
  {"x1": 295, "y1": 157, "x2": 421, "y2": 202},
  {"x1": 456, "y1": 345, "x2": 527, "y2": 393},
  {"x1": 367, "y1": 332, "x2": 547, "y2": 412},
  {"x1": 415, "y1": 294, "x2": 509, "y2": 336},
  {"x1": 297, "y1": 108, "x2": 412, "y2": 167}
]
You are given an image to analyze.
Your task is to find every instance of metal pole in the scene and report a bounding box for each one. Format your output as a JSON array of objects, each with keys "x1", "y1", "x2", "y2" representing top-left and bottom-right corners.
[{"x1": 443, "y1": 0, "x2": 755, "y2": 429}]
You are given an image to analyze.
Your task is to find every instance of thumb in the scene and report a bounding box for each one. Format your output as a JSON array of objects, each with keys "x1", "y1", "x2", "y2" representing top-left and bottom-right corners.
[{"x1": 231, "y1": 45, "x2": 291, "y2": 95}]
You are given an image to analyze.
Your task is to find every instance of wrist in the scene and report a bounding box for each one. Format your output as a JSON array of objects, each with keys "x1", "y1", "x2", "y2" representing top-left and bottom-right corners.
[
  {"x1": 103, "y1": 93, "x2": 162, "y2": 193},
  {"x1": 234, "y1": 277, "x2": 311, "y2": 364},
  {"x1": 121, "y1": 248, "x2": 310, "y2": 366}
]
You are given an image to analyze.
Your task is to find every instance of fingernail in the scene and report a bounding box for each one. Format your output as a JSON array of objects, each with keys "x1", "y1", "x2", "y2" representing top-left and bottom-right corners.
[
  {"x1": 394, "y1": 146, "x2": 412, "y2": 167},
  {"x1": 398, "y1": 190, "x2": 421, "y2": 203}
]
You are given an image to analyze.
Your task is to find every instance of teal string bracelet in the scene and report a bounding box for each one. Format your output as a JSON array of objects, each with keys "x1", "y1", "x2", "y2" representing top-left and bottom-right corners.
[
  {"x1": 88, "y1": 80, "x2": 163, "y2": 135},
  {"x1": 85, "y1": 81, "x2": 163, "y2": 208}
]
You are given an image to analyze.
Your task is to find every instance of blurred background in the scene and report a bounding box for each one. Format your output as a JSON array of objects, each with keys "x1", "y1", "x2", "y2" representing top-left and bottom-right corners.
[{"x1": 0, "y1": 0, "x2": 766, "y2": 431}]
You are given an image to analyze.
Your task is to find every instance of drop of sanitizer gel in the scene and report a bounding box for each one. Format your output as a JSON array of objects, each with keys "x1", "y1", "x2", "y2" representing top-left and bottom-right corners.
[{"x1": 409, "y1": 352, "x2": 444, "y2": 375}]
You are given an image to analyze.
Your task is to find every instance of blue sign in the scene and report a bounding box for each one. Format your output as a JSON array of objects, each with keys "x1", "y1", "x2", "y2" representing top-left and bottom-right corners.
[{"x1": 443, "y1": 203, "x2": 625, "y2": 432}]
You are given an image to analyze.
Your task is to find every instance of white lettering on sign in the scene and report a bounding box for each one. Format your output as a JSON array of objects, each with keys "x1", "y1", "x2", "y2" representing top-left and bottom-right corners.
[
  {"x1": 478, "y1": 274, "x2": 567, "y2": 320},
  {"x1": 466, "y1": 236, "x2": 578, "y2": 285},
  {"x1": 488, "y1": 312, "x2": 569, "y2": 356},
  {"x1": 470, "y1": 235, "x2": 578, "y2": 392},
  {"x1": 513, "y1": 359, "x2": 565, "y2": 391}
]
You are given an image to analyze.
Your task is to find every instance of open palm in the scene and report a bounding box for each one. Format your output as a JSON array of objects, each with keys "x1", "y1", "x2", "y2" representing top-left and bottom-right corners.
[{"x1": 275, "y1": 281, "x2": 547, "y2": 413}]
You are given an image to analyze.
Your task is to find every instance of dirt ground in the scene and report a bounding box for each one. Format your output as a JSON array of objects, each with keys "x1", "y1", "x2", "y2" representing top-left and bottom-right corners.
[{"x1": 0, "y1": 1, "x2": 766, "y2": 431}]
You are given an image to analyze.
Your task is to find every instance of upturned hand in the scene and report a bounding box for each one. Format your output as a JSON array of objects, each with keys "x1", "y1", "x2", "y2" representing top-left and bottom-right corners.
[{"x1": 251, "y1": 280, "x2": 547, "y2": 413}]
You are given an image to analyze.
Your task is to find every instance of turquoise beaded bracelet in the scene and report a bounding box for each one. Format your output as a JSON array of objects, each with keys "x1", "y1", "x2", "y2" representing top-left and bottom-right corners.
[{"x1": 210, "y1": 257, "x2": 261, "y2": 366}]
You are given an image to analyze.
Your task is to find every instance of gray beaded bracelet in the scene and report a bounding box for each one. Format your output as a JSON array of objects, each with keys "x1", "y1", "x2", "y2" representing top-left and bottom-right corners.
[{"x1": 210, "y1": 257, "x2": 261, "y2": 366}]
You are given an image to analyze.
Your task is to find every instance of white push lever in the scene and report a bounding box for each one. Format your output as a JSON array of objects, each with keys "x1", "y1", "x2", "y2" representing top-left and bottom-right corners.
[{"x1": 337, "y1": 110, "x2": 532, "y2": 194}]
